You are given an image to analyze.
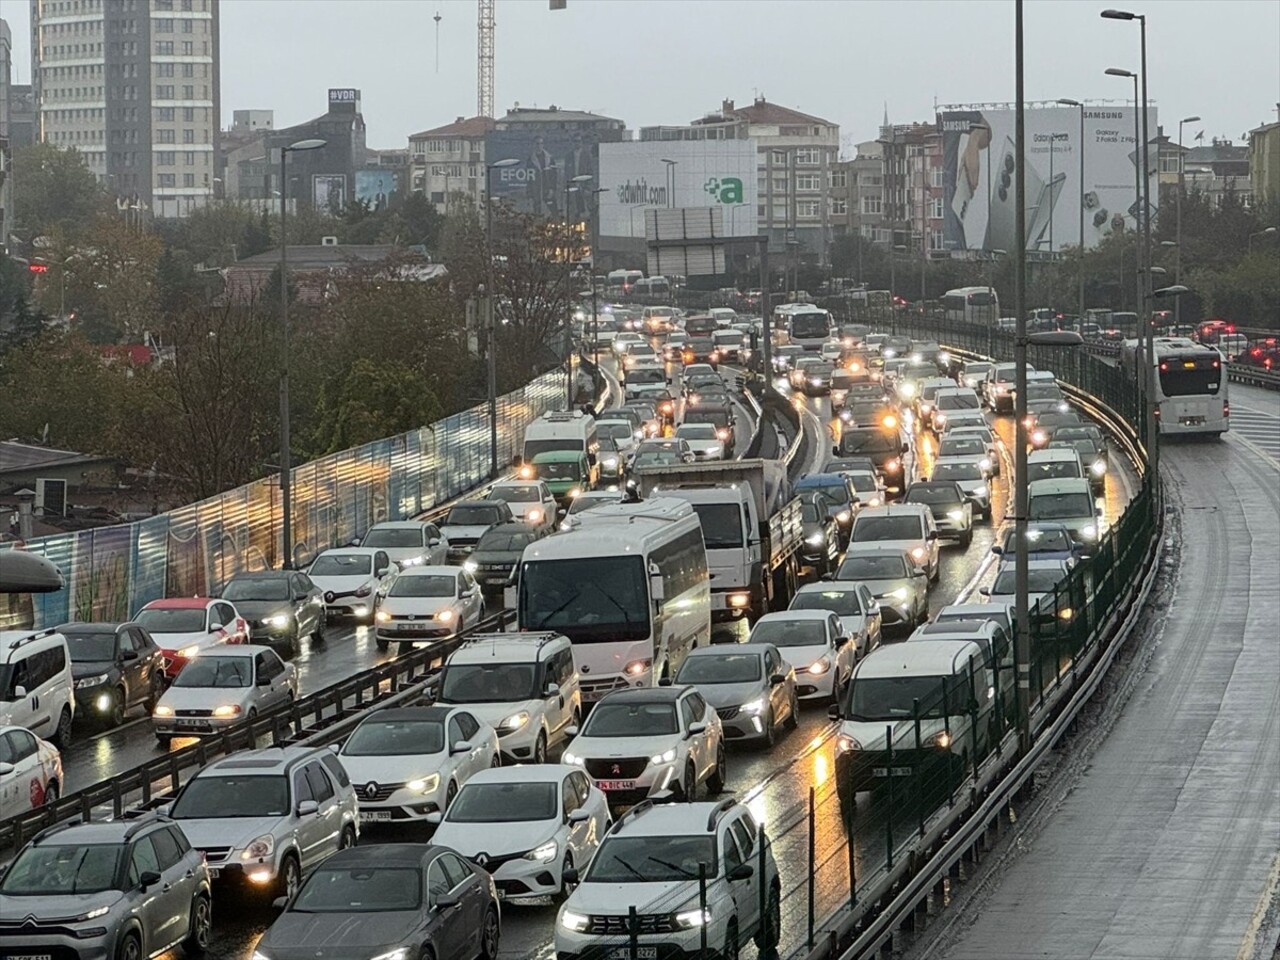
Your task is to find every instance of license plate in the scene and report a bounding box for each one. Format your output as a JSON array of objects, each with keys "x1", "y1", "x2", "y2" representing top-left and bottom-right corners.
[
  {"x1": 597, "y1": 779, "x2": 636, "y2": 791},
  {"x1": 176, "y1": 719, "x2": 209, "y2": 729},
  {"x1": 1180, "y1": 416, "x2": 1205, "y2": 425},
  {"x1": 359, "y1": 810, "x2": 393, "y2": 822},
  {"x1": 872, "y1": 766, "x2": 914, "y2": 778},
  {"x1": 8, "y1": 954, "x2": 53, "y2": 960},
  {"x1": 608, "y1": 949, "x2": 657, "y2": 960}
]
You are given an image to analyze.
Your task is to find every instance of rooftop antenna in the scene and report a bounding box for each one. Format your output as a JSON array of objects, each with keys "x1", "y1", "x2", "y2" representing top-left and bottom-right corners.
[{"x1": 434, "y1": 10, "x2": 442, "y2": 73}]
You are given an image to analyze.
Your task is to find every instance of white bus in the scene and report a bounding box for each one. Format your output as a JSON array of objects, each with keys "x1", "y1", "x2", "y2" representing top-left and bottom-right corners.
[
  {"x1": 1121, "y1": 337, "x2": 1229, "y2": 437},
  {"x1": 773, "y1": 303, "x2": 833, "y2": 351},
  {"x1": 517, "y1": 497, "x2": 711, "y2": 703},
  {"x1": 942, "y1": 287, "x2": 1000, "y2": 326}
]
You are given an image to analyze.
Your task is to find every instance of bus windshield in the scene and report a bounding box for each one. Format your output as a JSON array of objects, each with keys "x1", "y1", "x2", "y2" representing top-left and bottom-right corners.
[
  {"x1": 790, "y1": 313, "x2": 831, "y2": 340},
  {"x1": 519, "y1": 556, "x2": 650, "y2": 641}
]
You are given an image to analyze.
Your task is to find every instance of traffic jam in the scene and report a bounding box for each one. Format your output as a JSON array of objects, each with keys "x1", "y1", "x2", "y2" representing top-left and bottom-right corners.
[{"x1": 0, "y1": 294, "x2": 1136, "y2": 960}]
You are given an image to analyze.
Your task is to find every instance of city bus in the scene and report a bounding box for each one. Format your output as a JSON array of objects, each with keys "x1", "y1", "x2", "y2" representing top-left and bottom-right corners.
[
  {"x1": 942, "y1": 287, "x2": 1000, "y2": 326},
  {"x1": 773, "y1": 303, "x2": 834, "y2": 351},
  {"x1": 517, "y1": 497, "x2": 711, "y2": 703},
  {"x1": 1121, "y1": 337, "x2": 1229, "y2": 437}
]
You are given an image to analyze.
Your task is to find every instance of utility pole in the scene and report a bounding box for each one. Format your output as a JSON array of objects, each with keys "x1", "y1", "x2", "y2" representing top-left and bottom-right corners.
[{"x1": 1013, "y1": 0, "x2": 1032, "y2": 757}]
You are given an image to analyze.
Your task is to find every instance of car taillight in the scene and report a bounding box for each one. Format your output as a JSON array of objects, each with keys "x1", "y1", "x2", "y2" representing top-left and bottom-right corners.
[{"x1": 1223, "y1": 402, "x2": 1230, "y2": 417}]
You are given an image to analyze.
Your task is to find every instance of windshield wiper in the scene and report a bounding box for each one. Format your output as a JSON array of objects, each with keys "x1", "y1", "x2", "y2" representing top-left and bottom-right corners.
[
  {"x1": 610, "y1": 855, "x2": 648, "y2": 882},
  {"x1": 646, "y1": 855, "x2": 698, "y2": 879},
  {"x1": 534, "y1": 592, "x2": 577, "y2": 629}
]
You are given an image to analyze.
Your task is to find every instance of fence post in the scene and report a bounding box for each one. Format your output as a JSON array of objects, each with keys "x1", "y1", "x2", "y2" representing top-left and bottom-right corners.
[
  {"x1": 807, "y1": 785, "x2": 816, "y2": 949},
  {"x1": 847, "y1": 808, "x2": 857, "y2": 906},
  {"x1": 629, "y1": 904, "x2": 639, "y2": 960},
  {"x1": 967, "y1": 658, "x2": 980, "y2": 782},
  {"x1": 758, "y1": 832, "x2": 768, "y2": 937},
  {"x1": 699, "y1": 861, "x2": 709, "y2": 960},
  {"x1": 913, "y1": 697, "x2": 925, "y2": 838},
  {"x1": 885, "y1": 724, "x2": 895, "y2": 871},
  {"x1": 942, "y1": 677, "x2": 955, "y2": 808}
]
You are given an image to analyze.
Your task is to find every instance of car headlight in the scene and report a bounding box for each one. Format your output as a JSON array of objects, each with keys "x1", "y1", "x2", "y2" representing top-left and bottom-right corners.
[
  {"x1": 835, "y1": 510, "x2": 851, "y2": 524},
  {"x1": 808, "y1": 656, "x2": 832, "y2": 675},
  {"x1": 75, "y1": 673, "x2": 110, "y2": 689},
  {"x1": 401, "y1": 556, "x2": 423, "y2": 566},
  {"x1": 1082, "y1": 524, "x2": 1098, "y2": 540},
  {"x1": 938, "y1": 351, "x2": 951, "y2": 365},
  {"x1": 77, "y1": 905, "x2": 111, "y2": 922},
  {"x1": 265, "y1": 614, "x2": 290, "y2": 629},
  {"x1": 602, "y1": 457, "x2": 619, "y2": 470},
  {"x1": 524, "y1": 840, "x2": 558, "y2": 863},
  {"x1": 889, "y1": 587, "x2": 910, "y2": 601},
  {"x1": 866, "y1": 496, "x2": 882, "y2": 507},
  {"x1": 649, "y1": 747, "x2": 677, "y2": 765},
  {"x1": 947, "y1": 509, "x2": 964, "y2": 521},
  {"x1": 436, "y1": 608, "x2": 455, "y2": 623},
  {"x1": 910, "y1": 353, "x2": 923, "y2": 363},
  {"x1": 560, "y1": 910, "x2": 590, "y2": 932},
  {"x1": 728, "y1": 593, "x2": 750, "y2": 608},
  {"x1": 926, "y1": 730, "x2": 953, "y2": 749},
  {"x1": 518, "y1": 464, "x2": 536, "y2": 479},
  {"x1": 375, "y1": 610, "x2": 392, "y2": 624},
  {"x1": 836, "y1": 734, "x2": 862, "y2": 753},
  {"x1": 899, "y1": 382, "x2": 916, "y2": 398},
  {"x1": 675, "y1": 907, "x2": 712, "y2": 928},
  {"x1": 499, "y1": 711, "x2": 530, "y2": 732},
  {"x1": 910, "y1": 546, "x2": 927, "y2": 562},
  {"x1": 367, "y1": 949, "x2": 410, "y2": 960},
  {"x1": 562, "y1": 751, "x2": 583, "y2": 767},
  {"x1": 979, "y1": 457, "x2": 993, "y2": 472},
  {"x1": 213, "y1": 704, "x2": 242, "y2": 718},
  {"x1": 883, "y1": 414, "x2": 898, "y2": 428},
  {"x1": 1091, "y1": 459, "x2": 1107, "y2": 476},
  {"x1": 805, "y1": 532, "x2": 826, "y2": 546},
  {"x1": 153, "y1": 704, "x2": 174, "y2": 717},
  {"x1": 527, "y1": 508, "x2": 544, "y2": 524},
  {"x1": 1032, "y1": 429, "x2": 1047, "y2": 446},
  {"x1": 240, "y1": 834, "x2": 275, "y2": 861},
  {"x1": 569, "y1": 487, "x2": 583, "y2": 499},
  {"x1": 178, "y1": 644, "x2": 201, "y2": 659},
  {"x1": 740, "y1": 698, "x2": 765, "y2": 715},
  {"x1": 406, "y1": 774, "x2": 441, "y2": 794},
  {"x1": 839, "y1": 409, "x2": 853, "y2": 422},
  {"x1": 625, "y1": 658, "x2": 651, "y2": 677},
  {"x1": 463, "y1": 560, "x2": 479, "y2": 573},
  {"x1": 886, "y1": 458, "x2": 901, "y2": 472},
  {"x1": 252, "y1": 951, "x2": 273, "y2": 960},
  {"x1": 810, "y1": 377, "x2": 823, "y2": 386},
  {"x1": 934, "y1": 413, "x2": 947, "y2": 426},
  {"x1": 716, "y1": 428, "x2": 730, "y2": 440}
]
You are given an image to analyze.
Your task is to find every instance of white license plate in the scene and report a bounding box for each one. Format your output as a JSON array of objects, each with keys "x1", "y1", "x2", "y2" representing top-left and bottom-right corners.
[
  {"x1": 608, "y1": 949, "x2": 657, "y2": 960},
  {"x1": 597, "y1": 779, "x2": 636, "y2": 791},
  {"x1": 176, "y1": 719, "x2": 209, "y2": 729},
  {"x1": 872, "y1": 766, "x2": 914, "y2": 778},
  {"x1": 8, "y1": 955, "x2": 53, "y2": 960},
  {"x1": 360, "y1": 810, "x2": 393, "y2": 822}
]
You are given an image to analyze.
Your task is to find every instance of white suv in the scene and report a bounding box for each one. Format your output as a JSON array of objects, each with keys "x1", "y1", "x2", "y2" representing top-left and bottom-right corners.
[
  {"x1": 0, "y1": 628, "x2": 75, "y2": 747},
  {"x1": 556, "y1": 799, "x2": 780, "y2": 959},
  {"x1": 436, "y1": 631, "x2": 581, "y2": 764},
  {"x1": 562, "y1": 685, "x2": 725, "y2": 808}
]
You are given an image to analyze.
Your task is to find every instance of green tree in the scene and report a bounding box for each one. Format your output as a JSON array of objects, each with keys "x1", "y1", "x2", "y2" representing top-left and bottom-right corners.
[
  {"x1": 11, "y1": 143, "x2": 110, "y2": 239},
  {"x1": 0, "y1": 335, "x2": 129, "y2": 451},
  {"x1": 311, "y1": 358, "x2": 444, "y2": 454}
]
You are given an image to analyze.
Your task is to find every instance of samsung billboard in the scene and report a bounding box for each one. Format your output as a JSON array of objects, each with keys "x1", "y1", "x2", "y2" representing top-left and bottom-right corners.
[
  {"x1": 598, "y1": 140, "x2": 759, "y2": 239},
  {"x1": 939, "y1": 105, "x2": 1157, "y2": 253}
]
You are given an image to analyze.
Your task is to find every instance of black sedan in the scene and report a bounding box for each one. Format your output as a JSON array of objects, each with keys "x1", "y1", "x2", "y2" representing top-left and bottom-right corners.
[{"x1": 255, "y1": 844, "x2": 500, "y2": 960}]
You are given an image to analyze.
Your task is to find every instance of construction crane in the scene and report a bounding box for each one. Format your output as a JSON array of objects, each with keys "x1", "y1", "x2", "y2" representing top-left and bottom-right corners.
[{"x1": 476, "y1": 0, "x2": 565, "y2": 120}]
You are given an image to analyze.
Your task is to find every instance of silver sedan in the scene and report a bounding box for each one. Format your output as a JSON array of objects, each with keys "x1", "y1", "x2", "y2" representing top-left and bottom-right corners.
[{"x1": 152, "y1": 644, "x2": 296, "y2": 744}]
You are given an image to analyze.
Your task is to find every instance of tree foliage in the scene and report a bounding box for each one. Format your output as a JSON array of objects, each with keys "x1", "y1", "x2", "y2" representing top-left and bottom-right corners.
[{"x1": 11, "y1": 143, "x2": 110, "y2": 239}]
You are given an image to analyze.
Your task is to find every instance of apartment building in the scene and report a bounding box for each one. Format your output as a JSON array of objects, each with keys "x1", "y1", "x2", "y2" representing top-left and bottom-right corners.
[
  {"x1": 30, "y1": 0, "x2": 220, "y2": 219},
  {"x1": 877, "y1": 122, "x2": 945, "y2": 256},
  {"x1": 408, "y1": 115, "x2": 494, "y2": 211},
  {"x1": 1249, "y1": 119, "x2": 1280, "y2": 207}
]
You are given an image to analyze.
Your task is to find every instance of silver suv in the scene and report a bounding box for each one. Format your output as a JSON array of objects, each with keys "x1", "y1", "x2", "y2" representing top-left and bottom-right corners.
[
  {"x1": 166, "y1": 745, "x2": 359, "y2": 899},
  {"x1": 0, "y1": 815, "x2": 211, "y2": 960}
]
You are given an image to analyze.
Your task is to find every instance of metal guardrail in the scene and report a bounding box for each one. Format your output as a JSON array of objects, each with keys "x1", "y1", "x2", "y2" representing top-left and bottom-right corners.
[{"x1": 1228, "y1": 362, "x2": 1280, "y2": 389}]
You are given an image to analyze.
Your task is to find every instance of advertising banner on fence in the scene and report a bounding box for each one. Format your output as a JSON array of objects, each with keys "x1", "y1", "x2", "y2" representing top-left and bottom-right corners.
[
  {"x1": 939, "y1": 105, "x2": 1157, "y2": 253},
  {"x1": 598, "y1": 140, "x2": 759, "y2": 239},
  {"x1": 485, "y1": 129, "x2": 624, "y2": 219}
]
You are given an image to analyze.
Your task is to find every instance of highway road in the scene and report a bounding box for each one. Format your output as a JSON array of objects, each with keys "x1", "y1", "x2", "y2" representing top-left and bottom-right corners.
[{"x1": 914, "y1": 382, "x2": 1280, "y2": 960}]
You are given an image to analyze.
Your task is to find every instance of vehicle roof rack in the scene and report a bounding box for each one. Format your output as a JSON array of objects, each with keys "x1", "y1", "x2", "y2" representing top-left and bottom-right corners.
[
  {"x1": 705, "y1": 796, "x2": 739, "y2": 832},
  {"x1": 31, "y1": 819, "x2": 82, "y2": 844},
  {"x1": 609, "y1": 799, "x2": 656, "y2": 835},
  {"x1": 123, "y1": 813, "x2": 173, "y2": 840},
  {"x1": 460, "y1": 631, "x2": 562, "y2": 652},
  {"x1": 5, "y1": 627, "x2": 59, "y2": 651}
]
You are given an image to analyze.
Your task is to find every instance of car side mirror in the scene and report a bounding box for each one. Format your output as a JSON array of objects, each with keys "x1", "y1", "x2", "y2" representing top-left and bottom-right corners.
[
  {"x1": 327, "y1": 743, "x2": 340, "y2": 753},
  {"x1": 1095, "y1": 507, "x2": 1103, "y2": 518},
  {"x1": 770, "y1": 673, "x2": 786, "y2": 686},
  {"x1": 686, "y1": 721, "x2": 706, "y2": 739},
  {"x1": 208, "y1": 624, "x2": 222, "y2": 633},
  {"x1": 657, "y1": 676, "x2": 673, "y2": 687},
  {"x1": 425, "y1": 811, "x2": 443, "y2": 825},
  {"x1": 913, "y1": 567, "x2": 927, "y2": 578},
  {"x1": 834, "y1": 635, "x2": 850, "y2": 647},
  {"x1": 1071, "y1": 541, "x2": 1085, "y2": 555},
  {"x1": 565, "y1": 725, "x2": 579, "y2": 739},
  {"x1": 121, "y1": 648, "x2": 139, "y2": 661},
  {"x1": 349, "y1": 537, "x2": 362, "y2": 547},
  {"x1": 0, "y1": 762, "x2": 13, "y2": 776},
  {"x1": 562, "y1": 867, "x2": 580, "y2": 885},
  {"x1": 978, "y1": 586, "x2": 991, "y2": 597},
  {"x1": 451, "y1": 740, "x2": 473, "y2": 755},
  {"x1": 832, "y1": 444, "x2": 840, "y2": 456},
  {"x1": 428, "y1": 537, "x2": 441, "y2": 547},
  {"x1": 990, "y1": 545, "x2": 1004, "y2": 556},
  {"x1": 12, "y1": 685, "x2": 26, "y2": 699},
  {"x1": 376, "y1": 566, "x2": 389, "y2": 578},
  {"x1": 271, "y1": 895, "x2": 289, "y2": 910},
  {"x1": 434, "y1": 894, "x2": 461, "y2": 912},
  {"x1": 568, "y1": 808, "x2": 590, "y2": 825},
  {"x1": 257, "y1": 675, "x2": 271, "y2": 687},
  {"x1": 728, "y1": 863, "x2": 754, "y2": 882},
  {"x1": 926, "y1": 531, "x2": 939, "y2": 541},
  {"x1": 296, "y1": 800, "x2": 319, "y2": 817}
]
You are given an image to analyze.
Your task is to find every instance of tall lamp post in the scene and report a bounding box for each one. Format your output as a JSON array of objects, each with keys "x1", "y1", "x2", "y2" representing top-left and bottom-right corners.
[
  {"x1": 586, "y1": 187, "x2": 608, "y2": 372},
  {"x1": 1057, "y1": 99, "x2": 1087, "y2": 323},
  {"x1": 276, "y1": 137, "x2": 326, "y2": 569},
  {"x1": 485, "y1": 158, "x2": 521, "y2": 477},
  {"x1": 564, "y1": 174, "x2": 594, "y2": 409},
  {"x1": 1175, "y1": 115, "x2": 1200, "y2": 325}
]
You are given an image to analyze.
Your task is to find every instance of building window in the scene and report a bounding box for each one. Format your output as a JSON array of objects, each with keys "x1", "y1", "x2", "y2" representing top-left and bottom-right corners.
[
  {"x1": 155, "y1": 63, "x2": 174, "y2": 77},
  {"x1": 183, "y1": 173, "x2": 195, "y2": 187},
  {"x1": 795, "y1": 173, "x2": 821, "y2": 191},
  {"x1": 930, "y1": 197, "x2": 944, "y2": 219},
  {"x1": 156, "y1": 151, "x2": 175, "y2": 165},
  {"x1": 796, "y1": 200, "x2": 820, "y2": 218},
  {"x1": 181, "y1": 18, "x2": 193, "y2": 33},
  {"x1": 1160, "y1": 154, "x2": 1181, "y2": 174},
  {"x1": 930, "y1": 167, "x2": 943, "y2": 188},
  {"x1": 156, "y1": 129, "x2": 175, "y2": 144},
  {"x1": 158, "y1": 173, "x2": 176, "y2": 187},
  {"x1": 182, "y1": 63, "x2": 194, "y2": 78},
  {"x1": 862, "y1": 195, "x2": 883, "y2": 215},
  {"x1": 155, "y1": 106, "x2": 174, "y2": 121},
  {"x1": 155, "y1": 18, "x2": 173, "y2": 32},
  {"x1": 427, "y1": 139, "x2": 446, "y2": 152},
  {"x1": 181, "y1": 41, "x2": 193, "y2": 55},
  {"x1": 794, "y1": 148, "x2": 820, "y2": 165},
  {"x1": 929, "y1": 230, "x2": 946, "y2": 251},
  {"x1": 182, "y1": 84, "x2": 193, "y2": 98},
  {"x1": 184, "y1": 152, "x2": 196, "y2": 165},
  {"x1": 155, "y1": 40, "x2": 173, "y2": 55},
  {"x1": 830, "y1": 198, "x2": 848, "y2": 215},
  {"x1": 182, "y1": 129, "x2": 194, "y2": 144},
  {"x1": 156, "y1": 84, "x2": 174, "y2": 98},
  {"x1": 830, "y1": 171, "x2": 847, "y2": 189}
]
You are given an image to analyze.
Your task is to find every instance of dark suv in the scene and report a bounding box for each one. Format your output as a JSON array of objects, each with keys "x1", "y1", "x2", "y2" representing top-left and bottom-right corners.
[
  {"x1": 0, "y1": 815, "x2": 211, "y2": 960},
  {"x1": 61, "y1": 621, "x2": 166, "y2": 728},
  {"x1": 220, "y1": 570, "x2": 326, "y2": 657}
]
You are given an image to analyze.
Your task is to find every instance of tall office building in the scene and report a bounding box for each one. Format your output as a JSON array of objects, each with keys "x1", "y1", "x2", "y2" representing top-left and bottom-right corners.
[{"x1": 30, "y1": 0, "x2": 220, "y2": 219}]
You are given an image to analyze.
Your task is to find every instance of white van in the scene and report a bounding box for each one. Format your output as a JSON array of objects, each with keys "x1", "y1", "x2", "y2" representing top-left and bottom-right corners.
[
  {"x1": 522, "y1": 410, "x2": 600, "y2": 468},
  {"x1": 0, "y1": 628, "x2": 76, "y2": 746},
  {"x1": 829, "y1": 639, "x2": 993, "y2": 817}
]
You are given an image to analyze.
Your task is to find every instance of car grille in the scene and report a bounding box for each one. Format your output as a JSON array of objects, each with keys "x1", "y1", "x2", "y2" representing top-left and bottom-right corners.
[
  {"x1": 587, "y1": 913, "x2": 678, "y2": 935},
  {"x1": 716, "y1": 705, "x2": 741, "y2": 721},
  {"x1": 358, "y1": 781, "x2": 404, "y2": 802},
  {"x1": 468, "y1": 850, "x2": 524, "y2": 873},
  {"x1": 199, "y1": 846, "x2": 233, "y2": 865},
  {"x1": 584, "y1": 757, "x2": 647, "y2": 779},
  {"x1": 176, "y1": 708, "x2": 214, "y2": 717},
  {"x1": 580, "y1": 675, "x2": 631, "y2": 701}
]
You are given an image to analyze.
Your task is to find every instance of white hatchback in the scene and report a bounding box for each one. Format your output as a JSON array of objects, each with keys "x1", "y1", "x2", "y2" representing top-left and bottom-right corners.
[
  {"x1": 307, "y1": 548, "x2": 396, "y2": 620},
  {"x1": 0, "y1": 725, "x2": 62, "y2": 817},
  {"x1": 749, "y1": 610, "x2": 856, "y2": 701},
  {"x1": 373, "y1": 565, "x2": 485, "y2": 650}
]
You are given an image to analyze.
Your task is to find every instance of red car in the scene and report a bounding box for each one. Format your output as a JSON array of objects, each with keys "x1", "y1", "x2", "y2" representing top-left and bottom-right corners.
[{"x1": 132, "y1": 597, "x2": 250, "y2": 679}]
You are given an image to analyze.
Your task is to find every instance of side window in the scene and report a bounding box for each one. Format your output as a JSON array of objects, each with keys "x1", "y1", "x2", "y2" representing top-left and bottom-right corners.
[
  {"x1": 426, "y1": 525, "x2": 441, "y2": 543},
  {"x1": 149, "y1": 827, "x2": 183, "y2": 869},
  {"x1": 292, "y1": 769, "x2": 314, "y2": 804},
  {"x1": 729, "y1": 818, "x2": 755, "y2": 859},
  {"x1": 207, "y1": 605, "x2": 223, "y2": 629},
  {"x1": 426, "y1": 860, "x2": 451, "y2": 902},
  {"x1": 562, "y1": 775, "x2": 580, "y2": 816},
  {"x1": 291, "y1": 575, "x2": 311, "y2": 597},
  {"x1": 375, "y1": 552, "x2": 389, "y2": 572},
  {"x1": 688, "y1": 692, "x2": 707, "y2": 720},
  {"x1": 571, "y1": 771, "x2": 591, "y2": 806},
  {"x1": 304, "y1": 763, "x2": 335, "y2": 803},
  {"x1": 7, "y1": 730, "x2": 37, "y2": 761},
  {"x1": 830, "y1": 615, "x2": 842, "y2": 640},
  {"x1": 167, "y1": 825, "x2": 191, "y2": 854},
  {"x1": 447, "y1": 715, "x2": 465, "y2": 747},
  {"x1": 254, "y1": 653, "x2": 272, "y2": 682},
  {"x1": 130, "y1": 627, "x2": 154, "y2": 652},
  {"x1": 216, "y1": 603, "x2": 237, "y2": 626},
  {"x1": 129, "y1": 836, "x2": 162, "y2": 883},
  {"x1": 7, "y1": 658, "x2": 30, "y2": 697},
  {"x1": 0, "y1": 734, "x2": 13, "y2": 764},
  {"x1": 117, "y1": 630, "x2": 137, "y2": 655},
  {"x1": 680, "y1": 696, "x2": 698, "y2": 729},
  {"x1": 442, "y1": 853, "x2": 474, "y2": 889},
  {"x1": 722, "y1": 827, "x2": 745, "y2": 873},
  {"x1": 457, "y1": 713, "x2": 479, "y2": 741},
  {"x1": 321, "y1": 752, "x2": 351, "y2": 788}
]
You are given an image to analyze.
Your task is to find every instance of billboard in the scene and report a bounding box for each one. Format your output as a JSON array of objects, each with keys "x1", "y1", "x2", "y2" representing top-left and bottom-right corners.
[
  {"x1": 355, "y1": 170, "x2": 395, "y2": 211},
  {"x1": 485, "y1": 128, "x2": 622, "y2": 218},
  {"x1": 598, "y1": 140, "x2": 759, "y2": 239},
  {"x1": 313, "y1": 174, "x2": 348, "y2": 216},
  {"x1": 939, "y1": 105, "x2": 1157, "y2": 253}
]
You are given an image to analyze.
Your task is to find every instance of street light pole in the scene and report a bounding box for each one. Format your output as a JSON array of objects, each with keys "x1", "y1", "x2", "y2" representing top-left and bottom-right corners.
[
  {"x1": 1176, "y1": 116, "x2": 1200, "y2": 325},
  {"x1": 1013, "y1": 0, "x2": 1032, "y2": 756},
  {"x1": 1058, "y1": 99, "x2": 1087, "y2": 325},
  {"x1": 276, "y1": 137, "x2": 326, "y2": 569},
  {"x1": 564, "y1": 174, "x2": 594, "y2": 410},
  {"x1": 486, "y1": 158, "x2": 521, "y2": 477}
]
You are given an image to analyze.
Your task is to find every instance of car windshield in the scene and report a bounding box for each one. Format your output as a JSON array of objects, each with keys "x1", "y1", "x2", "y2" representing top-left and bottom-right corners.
[
  {"x1": 1054, "y1": 427, "x2": 1102, "y2": 443},
  {"x1": 439, "y1": 663, "x2": 537, "y2": 703},
  {"x1": 906, "y1": 486, "x2": 961, "y2": 506},
  {"x1": 852, "y1": 516, "x2": 922, "y2": 541},
  {"x1": 932, "y1": 463, "x2": 983, "y2": 482},
  {"x1": 1025, "y1": 384, "x2": 1062, "y2": 401},
  {"x1": 801, "y1": 482, "x2": 849, "y2": 504},
  {"x1": 1027, "y1": 460, "x2": 1080, "y2": 481},
  {"x1": 493, "y1": 485, "x2": 540, "y2": 503},
  {"x1": 840, "y1": 430, "x2": 899, "y2": 455},
  {"x1": 477, "y1": 530, "x2": 535, "y2": 552},
  {"x1": 676, "y1": 424, "x2": 718, "y2": 440},
  {"x1": 447, "y1": 781, "x2": 558, "y2": 823},
  {"x1": 171, "y1": 775, "x2": 290, "y2": 818},
  {"x1": 634, "y1": 451, "x2": 684, "y2": 467},
  {"x1": 848, "y1": 474, "x2": 879, "y2": 493},
  {"x1": 837, "y1": 555, "x2": 908, "y2": 579},
  {"x1": 750, "y1": 619, "x2": 826, "y2": 647},
  {"x1": 937, "y1": 393, "x2": 981, "y2": 409},
  {"x1": 387, "y1": 575, "x2": 456, "y2": 599},
  {"x1": 360, "y1": 528, "x2": 422, "y2": 548},
  {"x1": 538, "y1": 461, "x2": 582, "y2": 479},
  {"x1": 848, "y1": 677, "x2": 954, "y2": 721},
  {"x1": 689, "y1": 503, "x2": 744, "y2": 549},
  {"x1": 676, "y1": 653, "x2": 762, "y2": 684},
  {"x1": 800, "y1": 499, "x2": 826, "y2": 522},
  {"x1": 0, "y1": 844, "x2": 123, "y2": 895},
  {"x1": 583, "y1": 701, "x2": 678, "y2": 737},
  {"x1": 1004, "y1": 527, "x2": 1075, "y2": 553},
  {"x1": 599, "y1": 423, "x2": 633, "y2": 440},
  {"x1": 446, "y1": 505, "x2": 500, "y2": 525},
  {"x1": 344, "y1": 718, "x2": 445, "y2": 756},
  {"x1": 682, "y1": 410, "x2": 728, "y2": 426},
  {"x1": 587, "y1": 836, "x2": 718, "y2": 883},
  {"x1": 1029, "y1": 493, "x2": 1093, "y2": 520},
  {"x1": 135, "y1": 608, "x2": 205, "y2": 633},
  {"x1": 173, "y1": 656, "x2": 251, "y2": 688},
  {"x1": 310, "y1": 554, "x2": 372, "y2": 578},
  {"x1": 939, "y1": 439, "x2": 985, "y2": 458},
  {"x1": 291, "y1": 867, "x2": 422, "y2": 913},
  {"x1": 792, "y1": 590, "x2": 863, "y2": 616},
  {"x1": 223, "y1": 579, "x2": 290, "y2": 602},
  {"x1": 63, "y1": 631, "x2": 117, "y2": 661},
  {"x1": 993, "y1": 568, "x2": 1066, "y2": 594}
]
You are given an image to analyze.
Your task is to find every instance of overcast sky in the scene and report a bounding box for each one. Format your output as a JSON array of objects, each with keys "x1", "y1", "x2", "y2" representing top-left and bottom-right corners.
[{"x1": 4, "y1": 0, "x2": 1277, "y2": 151}]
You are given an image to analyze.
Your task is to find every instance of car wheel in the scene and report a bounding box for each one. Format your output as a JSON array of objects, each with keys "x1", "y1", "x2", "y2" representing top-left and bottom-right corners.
[
  {"x1": 960, "y1": 530, "x2": 973, "y2": 550},
  {"x1": 490, "y1": 753, "x2": 501, "y2": 769},
  {"x1": 116, "y1": 931, "x2": 142, "y2": 960},
  {"x1": 276, "y1": 854, "x2": 302, "y2": 902},
  {"x1": 929, "y1": 561, "x2": 940, "y2": 584},
  {"x1": 444, "y1": 780, "x2": 458, "y2": 810},
  {"x1": 339, "y1": 825, "x2": 357, "y2": 850},
  {"x1": 312, "y1": 617, "x2": 326, "y2": 643},
  {"x1": 755, "y1": 882, "x2": 781, "y2": 949},
  {"x1": 680, "y1": 760, "x2": 697, "y2": 802},
  {"x1": 723, "y1": 919, "x2": 740, "y2": 960},
  {"x1": 707, "y1": 743, "x2": 727, "y2": 794},
  {"x1": 555, "y1": 851, "x2": 575, "y2": 903},
  {"x1": 182, "y1": 894, "x2": 212, "y2": 956},
  {"x1": 156, "y1": 734, "x2": 172, "y2": 748},
  {"x1": 479, "y1": 905, "x2": 501, "y2": 960},
  {"x1": 43, "y1": 781, "x2": 59, "y2": 805},
  {"x1": 375, "y1": 636, "x2": 389, "y2": 651},
  {"x1": 52, "y1": 706, "x2": 73, "y2": 748},
  {"x1": 144, "y1": 674, "x2": 163, "y2": 713},
  {"x1": 104, "y1": 687, "x2": 126, "y2": 728},
  {"x1": 784, "y1": 688, "x2": 799, "y2": 730},
  {"x1": 533, "y1": 731, "x2": 548, "y2": 764}
]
